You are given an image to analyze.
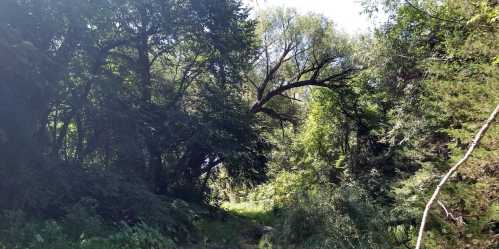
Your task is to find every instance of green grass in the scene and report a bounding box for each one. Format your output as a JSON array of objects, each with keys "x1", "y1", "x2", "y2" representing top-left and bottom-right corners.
[
  {"x1": 193, "y1": 208, "x2": 271, "y2": 249},
  {"x1": 221, "y1": 201, "x2": 275, "y2": 225}
]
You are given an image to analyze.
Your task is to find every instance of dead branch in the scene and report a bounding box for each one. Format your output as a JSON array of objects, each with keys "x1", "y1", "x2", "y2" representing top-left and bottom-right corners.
[
  {"x1": 437, "y1": 200, "x2": 465, "y2": 225},
  {"x1": 415, "y1": 104, "x2": 499, "y2": 249}
]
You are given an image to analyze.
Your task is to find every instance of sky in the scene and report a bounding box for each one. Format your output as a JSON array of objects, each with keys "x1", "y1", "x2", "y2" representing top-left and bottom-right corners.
[{"x1": 242, "y1": 0, "x2": 383, "y2": 34}]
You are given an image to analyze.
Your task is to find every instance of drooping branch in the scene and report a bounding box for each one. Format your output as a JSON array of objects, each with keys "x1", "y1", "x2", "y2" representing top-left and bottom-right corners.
[
  {"x1": 250, "y1": 67, "x2": 355, "y2": 113},
  {"x1": 415, "y1": 104, "x2": 499, "y2": 249},
  {"x1": 248, "y1": 11, "x2": 360, "y2": 123}
]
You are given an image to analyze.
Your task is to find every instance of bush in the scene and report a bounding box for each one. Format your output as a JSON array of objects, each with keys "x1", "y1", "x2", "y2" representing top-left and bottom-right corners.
[
  {"x1": 250, "y1": 179, "x2": 396, "y2": 249},
  {"x1": 0, "y1": 210, "x2": 177, "y2": 249},
  {"x1": 81, "y1": 222, "x2": 176, "y2": 249}
]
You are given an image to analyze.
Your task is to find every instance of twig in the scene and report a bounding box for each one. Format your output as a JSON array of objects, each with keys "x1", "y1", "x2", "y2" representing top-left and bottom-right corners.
[
  {"x1": 415, "y1": 104, "x2": 499, "y2": 249},
  {"x1": 437, "y1": 200, "x2": 464, "y2": 225}
]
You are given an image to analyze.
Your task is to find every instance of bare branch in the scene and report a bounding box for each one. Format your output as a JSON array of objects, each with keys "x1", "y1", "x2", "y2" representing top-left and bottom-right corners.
[
  {"x1": 437, "y1": 200, "x2": 465, "y2": 225},
  {"x1": 257, "y1": 42, "x2": 295, "y2": 100},
  {"x1": 250, "y1": 67, "x2": 356, "y2": 113},
  {"x1": 415, "y1": 104, "x2": 499, "y2": 249}
]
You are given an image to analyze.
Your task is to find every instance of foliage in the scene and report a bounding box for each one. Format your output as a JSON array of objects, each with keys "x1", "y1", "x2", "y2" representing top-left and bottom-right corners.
[
  {"x1": 377, "y1": 1, "x2": 499, "y2": 248},
  {"x1": 0, "y1": 0, "x2": 497, "y2": 248},
  {"x1": 232, "y1": 176, "x2": 398, "y2": 248}
]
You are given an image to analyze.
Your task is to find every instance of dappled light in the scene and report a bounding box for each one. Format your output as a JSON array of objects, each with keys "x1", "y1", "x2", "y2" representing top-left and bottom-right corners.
[{"x1": 0, "y1": 0, "x2": 497, "y2": 248}]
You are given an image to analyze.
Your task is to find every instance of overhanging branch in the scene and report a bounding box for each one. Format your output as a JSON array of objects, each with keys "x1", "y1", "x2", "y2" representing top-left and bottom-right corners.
[{"x1": 250, "y1": 67, "x2": 356, "y2": 113}]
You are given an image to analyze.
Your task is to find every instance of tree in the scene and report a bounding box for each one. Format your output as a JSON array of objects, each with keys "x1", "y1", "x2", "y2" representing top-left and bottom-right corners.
[
  {"x1": 0, "y1": 0, "x2": 263, "y2": 209},
  {"x1": 246, "y1": 8, "x2": 359, "y2": 123},
  {"x1": 415, "y1": 104, "x2": 498, "y2": 249}
]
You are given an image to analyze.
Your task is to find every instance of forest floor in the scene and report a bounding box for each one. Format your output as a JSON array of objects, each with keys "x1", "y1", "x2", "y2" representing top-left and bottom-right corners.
[{"x1": 187, "y1": 202, "x2": 272, "y2": 249}]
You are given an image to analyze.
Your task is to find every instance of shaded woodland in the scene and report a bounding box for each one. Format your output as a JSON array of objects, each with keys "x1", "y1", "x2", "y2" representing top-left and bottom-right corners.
[{"x1": 0, "y1": 0, "x2": 497, "y2": 248}]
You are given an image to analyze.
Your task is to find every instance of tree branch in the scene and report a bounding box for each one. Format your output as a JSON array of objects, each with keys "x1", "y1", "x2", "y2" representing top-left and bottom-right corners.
[
  {"x1": 404, "y1": 0, "x2": 464, "y2": 24},
  {"x1": 259, "y1": 107, "x2": 298, "y2": 125},
  {"x1": 257, "y1": 43, "x2": 295, "y2": 100},
  {"x1": 415, "y1": 104, "x2": 499, "y2": 249},
  {"x1": 437, "y1": 200, "x2": 465, "y2": 225},
  {"x1": 250, "y1": 68, "x2": 355, "y2": 113}
]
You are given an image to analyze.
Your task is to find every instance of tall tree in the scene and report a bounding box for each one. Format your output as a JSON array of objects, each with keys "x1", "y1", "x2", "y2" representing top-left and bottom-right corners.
[{"x1": 246, "y1": 8, "x2": 359, "y2": 123}]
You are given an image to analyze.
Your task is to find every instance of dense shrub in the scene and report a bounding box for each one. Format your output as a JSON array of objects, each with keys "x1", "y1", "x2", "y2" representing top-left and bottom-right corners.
[
  {"x1": 0, "y1": 210, "x2": 177, "y2": 249},
  {"x1": 265, "y1": 184, "x2": 396, "y2": 249}
]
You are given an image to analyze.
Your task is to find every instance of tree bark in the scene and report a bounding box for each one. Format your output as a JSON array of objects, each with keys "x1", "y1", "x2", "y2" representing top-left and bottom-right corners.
[
  {"x1": 250, "y1": 68, "x2": 354, "y2": 114},
  {"x1": 415, "y1": 104, "x2": 498, "y2": 249}
]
